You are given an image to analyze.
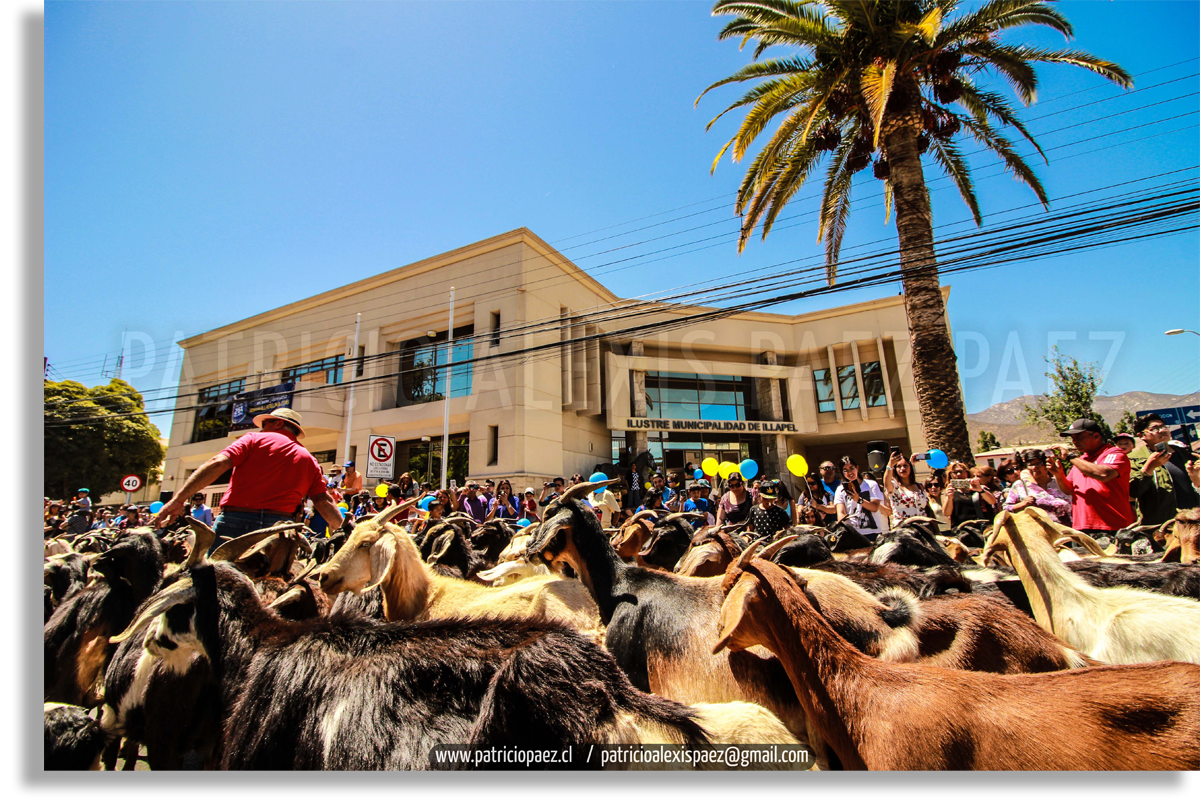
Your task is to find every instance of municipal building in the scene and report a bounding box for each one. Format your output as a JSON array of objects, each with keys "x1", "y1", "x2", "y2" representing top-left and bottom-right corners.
[{"x1": 160, "y1": 228, "x2": 946, "y2": 504}]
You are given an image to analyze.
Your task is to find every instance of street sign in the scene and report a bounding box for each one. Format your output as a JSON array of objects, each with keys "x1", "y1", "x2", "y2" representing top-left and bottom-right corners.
[
  {"x1": 120, "y1": 474, "x2": 143, "y2": 492},
  {"x1": 367, "y1": 435, "x2": 396, "y2": 480},
  {"x1": 1137, "y1": 406, "x2": 1200, "y2": 427}
]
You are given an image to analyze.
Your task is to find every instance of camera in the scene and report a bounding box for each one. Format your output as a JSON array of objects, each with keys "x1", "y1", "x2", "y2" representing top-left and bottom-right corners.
[
  {"x1": 543, "y1": 481, "x2": 552, "y2": 487},
  {"x1": 951, "y1": 479, "x2": 972, "y2": 490},
  {"x1": 1154, "y1": 442, "x2": 1169, "y2": 453}
]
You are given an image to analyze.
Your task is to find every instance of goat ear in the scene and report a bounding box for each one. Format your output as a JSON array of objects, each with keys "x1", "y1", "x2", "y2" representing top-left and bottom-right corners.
[
  {"x1": 713, "y1": 575, "x2": 759, "y2": 654},
  {"x1": 362, "y1": 532, "x2": 401, "y2": 594}
]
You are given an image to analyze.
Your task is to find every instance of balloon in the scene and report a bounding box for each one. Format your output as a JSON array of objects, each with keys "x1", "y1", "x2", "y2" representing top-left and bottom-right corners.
[
  {"x1": 375, "y1": 483, "x2": 390, "y2": 498},
  {"x1": 928, "y1": 449, "x2": 949, "y2": 470},
  {"x1": 786, "y1": 454, "x2": 808, "y2": 477},
  {"x1": 589, "y1": 472, "x2": 608, "y2": 495},
  {"x1": 337, "y1": 502, "x2": 349, "y2": 511},
  {"x1": 516, "y1": 518, "x2": 532, "y2": 528},
  {"x1": 645, "y1": 482, "x2": 653, "y2": 491},
  {"x1": 701, "y1": 457, "x2": 719, "y2": 476},
  {"x1": 718, "y1": 461, "x2": 737, "y2": 480},
  {"x1": 418, "y1": 496, "x2": 433, "y2": 512},
  {"x1": 693, "y1": 468, "x2": 704, "y2": 480},
  {"x1": 149, "y1": 501, "x2": 164, "y2": 514},
  {"x1": 739, "y1": 459, "x2": 758, "y2": 480}
]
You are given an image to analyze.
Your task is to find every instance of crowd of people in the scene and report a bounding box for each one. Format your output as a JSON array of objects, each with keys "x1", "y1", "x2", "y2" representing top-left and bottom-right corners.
[{"x1": 45, "y1": 410, "x2": 1200, "y2": 548}]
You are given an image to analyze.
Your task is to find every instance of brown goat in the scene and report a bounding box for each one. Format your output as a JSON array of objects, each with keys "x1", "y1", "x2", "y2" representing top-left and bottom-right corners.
[
  {"x1": 676, "y1": 529, "x2": 745, "y2": 578},
  {"x1": 714, "y1": 547, "x2": 1200, "y2": 770},
  {"x1": 1177, "y1": 508, "x2": 1200, "y2": 565}
]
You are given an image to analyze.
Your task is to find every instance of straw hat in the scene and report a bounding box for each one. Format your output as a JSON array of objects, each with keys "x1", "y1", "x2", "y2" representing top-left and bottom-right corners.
[{"x1": 253, "y1": 407, "x2": 306, "y2": 439}]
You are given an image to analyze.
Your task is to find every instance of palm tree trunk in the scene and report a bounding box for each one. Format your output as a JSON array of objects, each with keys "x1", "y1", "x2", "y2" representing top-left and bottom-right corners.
[{"x1": 884, "y1": 124, "x2": 974, "y2": 464}]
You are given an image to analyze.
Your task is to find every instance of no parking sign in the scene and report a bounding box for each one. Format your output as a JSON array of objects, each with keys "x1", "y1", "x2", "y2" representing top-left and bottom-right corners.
[{"x1": 367, "y1": 435, "x2": 396, "y2": 480}]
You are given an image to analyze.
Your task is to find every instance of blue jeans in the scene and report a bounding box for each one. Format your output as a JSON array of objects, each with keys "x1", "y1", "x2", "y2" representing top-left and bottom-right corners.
[{"x1": 212, "y1": 510, "x2": 295, "y2": 552}]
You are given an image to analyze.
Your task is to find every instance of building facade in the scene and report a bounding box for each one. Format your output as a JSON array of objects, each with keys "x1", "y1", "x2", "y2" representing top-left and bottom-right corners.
[{"x1": 160, "y1": 228, "x2": 949, "y2": 505}]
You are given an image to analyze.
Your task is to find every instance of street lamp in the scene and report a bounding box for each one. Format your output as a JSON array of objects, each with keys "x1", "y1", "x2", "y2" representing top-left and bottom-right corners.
[{"x1": 1165, "y1": 329, "x2": 1200, "y2": 336}]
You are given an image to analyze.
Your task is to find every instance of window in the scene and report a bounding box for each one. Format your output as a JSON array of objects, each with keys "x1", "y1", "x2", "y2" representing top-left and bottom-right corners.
[
  {"x1": 400, "y1": 326, "x2": 474, "y2": 405},
  {"x1": 400, "y1": 434, "x2": 470, "y2": 485},
  {"x1": 282, "y1": 355, "x2": 344, "y2": 386},
  {"x1": 861, "y1": 361, "x2": 887, "y2": 408},
  {"x1": 838, "y1": 365, "x2": 860, "y2": 410},
  {"x1": 488, "y1": 425, "x2": 499, "y2": 466},
  {"x1": 355, "y1": 346, "x2": 365, "y2": 378},
  {"x1": 812, "y1": 369, "x2": 836, "y2": 413},
  {"x1": 349, "y1": 445, "x2": 357, "y2": 465},
  {"x1": 309, "y1": 449, "x2": 337, "y2": 465},
  {"x1": 191, "y1": 379, "x2": 246, "y2": 442},
  {"x1": 491, "y1": 311, "x2": 501, "y2": 349},
  {"x1": 644, "y1": 371, "x2": 751, "y2": 421}
]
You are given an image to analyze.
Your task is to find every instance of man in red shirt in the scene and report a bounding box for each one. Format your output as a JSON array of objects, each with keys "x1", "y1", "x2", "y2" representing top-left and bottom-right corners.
[
  {"x1": 154, "y1": 408, "x2": 345, "y2": 548},
  {"x1": 1049, "y1": 418, "x2": 1134, "y2": 534}
]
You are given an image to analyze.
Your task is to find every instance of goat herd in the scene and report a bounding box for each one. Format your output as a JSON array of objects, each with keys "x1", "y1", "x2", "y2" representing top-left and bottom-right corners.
[{"x1": 43, "y1": 477, "x2": 1200, "y2": 771}]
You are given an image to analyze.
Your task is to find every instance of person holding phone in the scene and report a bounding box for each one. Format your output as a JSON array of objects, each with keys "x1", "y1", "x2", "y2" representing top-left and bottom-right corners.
[
  {"x1": 834, "y1": 456, "x2": 890, "y2": 537},
  {"x1": 1127, "y1": 414, "x2": 1177, "y2": 525},
  {"x1": 943, "y1": 462, "x2": 998, "y2": 528},
  {"x1": 486, "y1": 481, "x2": 520, "y2": 521},
  {"x1": 1003, "y1": 449, "x2": 1072, "y2": 524}
]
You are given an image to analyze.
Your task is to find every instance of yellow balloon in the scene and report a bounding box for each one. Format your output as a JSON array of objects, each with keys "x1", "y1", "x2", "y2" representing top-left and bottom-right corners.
[
  {"x1": 645, "y1": 482, "x2": 653, "y2": 491},
  {"x1": 718, "y1": 461, "x2": 737, "y2": 480},
  {"x1": 786, "y1": 454, "x2": 809, "y2": 477},
  {"x1": 375, "y1": 483, "x2": 390, "y2": 498},
  {"x1": 701, "y1": 457, "x2": 719, "y2": 476}
]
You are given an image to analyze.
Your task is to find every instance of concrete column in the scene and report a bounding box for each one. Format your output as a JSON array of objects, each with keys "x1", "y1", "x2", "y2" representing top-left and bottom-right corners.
[
  {"x1": 630, "y1": 340, "x2": 648, "y2": 458},
  {"x1": 757, "y1": 351, "x2": 791, "y2": 490}
]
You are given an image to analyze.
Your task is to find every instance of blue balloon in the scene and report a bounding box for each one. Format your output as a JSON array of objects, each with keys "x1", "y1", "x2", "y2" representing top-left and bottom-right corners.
[
  {"x1": 418, "y1": 496, "x2": 434, "y2": 512},
  {"x1": 589, "y1": 471, "x2": 608, "y2": 494},
  {"x1": 694, "y1": 468, "x2": 704, "y2": 480},
  {"x1": 149, "y1": 501, "x2": 164, "y2": 514},
  {"x1": 927, "y1": 449, "x2": 949, "y2": 470},
  {"x1": 516, "y1": 518, "x2": 532, "y2": 528},
  {"x1": 739, "y1": 458, "x2": 759, "y2": 480}
]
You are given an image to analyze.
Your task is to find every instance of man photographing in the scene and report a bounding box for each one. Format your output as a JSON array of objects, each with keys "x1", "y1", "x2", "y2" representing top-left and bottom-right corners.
[
  {"x1": 1050, "y1": 418, "x2": 1133, "y2": 536},
  {"x1": 153, "y1": 408, "x2": 345, "y2": 548}
]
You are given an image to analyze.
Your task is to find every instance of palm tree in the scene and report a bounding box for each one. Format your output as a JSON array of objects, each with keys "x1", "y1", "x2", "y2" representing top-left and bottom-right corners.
[{"x1": 698, "y1": 0, "x2": 1130, "y2": 461}]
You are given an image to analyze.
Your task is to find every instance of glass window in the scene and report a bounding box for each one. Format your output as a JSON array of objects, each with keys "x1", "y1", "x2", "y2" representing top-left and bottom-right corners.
[
  {"x1": 644, "y1": 371, "x2": 751, "y2": 421},
  {"x1": 699, "y1": 404, "x2": 738, "y2": 421},
  {"x1": 400, "y1": 328, "x2": 474, "y2": 405},
  {"x1": 838, "y1": 365, "x2": 860, "y2": 410},
  {"x1": 401, "y1": 433, "x2": 470, "y2": 485},
  {"x1": 191, "y1": 379, "x2": 246, "y2": 443},
  {"x1": 861, "y1": 361, "x2": 888, "y2": 408},
  {"x1": 282, "y1": 356, "x2": 343, "y2": 386},
  {"x1": 813, "y1": 369, "x2": 835, "y2": 413}
]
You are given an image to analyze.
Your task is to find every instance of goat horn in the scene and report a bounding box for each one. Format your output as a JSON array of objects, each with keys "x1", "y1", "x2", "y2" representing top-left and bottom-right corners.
[
  {"x1": 371, "y1": 497, "x2": 420, "y2": 526},
  {"x1": 285, "y1": 557, "x2": 320, "y2": 589},
  {"x1": 625, "y1": 510, "x2": 659, "y2": 526},
  {"x1": 760, "y1": 535, "x2": 798, "y2": 561},
  {"x1": 735, "y1": 539, "x2": 762, "y2": 570},
  {"x1": 268, "y1": 583, "x2": 308, "y2": 611},
  {"x1": 183, "y1": 519, "x2": 216, "y2": 568},
  {"x1": 211, "y1": 523, "x2": 304, "y2": 563},
  {"x1": 110, "y1": 577, "x2": 196, "y2": 644},
  {"x1": 657, "y1": 512, "x2": 704, "y2": 525},
  {"x1": 558, "y1": 477, "x2": 622, "y2": 503}
]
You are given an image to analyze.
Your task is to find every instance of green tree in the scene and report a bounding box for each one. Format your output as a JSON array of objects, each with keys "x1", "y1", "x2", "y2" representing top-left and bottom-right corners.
[
  {"x1": 44, "y1": 379, "x2": 166, "y2": 501},
  {"x1": 1020, "y1": 347, "x2": 1113, "y2": 440},
  {"x1": 1114, "y1": 409, "x2": 1137, "y2": 435},
  {"x1": 697, "y1": 0, "x2": 1129, "y2": 462},
  {"x1": 977, "y1": 430, "x2": 1001, "y2": 452}
]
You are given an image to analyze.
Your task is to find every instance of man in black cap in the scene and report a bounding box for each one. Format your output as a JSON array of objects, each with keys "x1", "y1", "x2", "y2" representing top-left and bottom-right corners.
[{"x1": 1049, "y1": 418, "x2": 1134, "y2": 535}]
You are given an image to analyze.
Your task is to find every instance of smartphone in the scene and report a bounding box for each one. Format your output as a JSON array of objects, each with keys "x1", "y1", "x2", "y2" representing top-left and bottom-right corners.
[
  {"x1": 911, "y1": 453, "x2": 929, "y2": 462},
  {"x1": 449, "y1": 479, "x2": 458, "y2": 491},
  {"x1": 951, "y1": 479, "x2": 972, "y2": 490},
  {"x1": 1153, "y1": 442, "x2": 1169, "y2": 453},
  {"x1": 890, "y1": 446, "x2": 901, "y2": 456}
]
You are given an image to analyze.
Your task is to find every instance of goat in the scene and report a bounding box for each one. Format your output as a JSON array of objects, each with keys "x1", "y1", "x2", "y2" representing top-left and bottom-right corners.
[
  {"x1": 210, "y1": 522, "x2": 312, "y2": 582},
  {"x1": 823, "y1": 519, "x2": 873, "y2": 557},
  {"x1": 984, "y1": 508, "x2": 1200, "y2": 664},
  {"x1": 477, "y1": 560, "x2": 552, "y2": 586},
  {"x1": 769, "y1": 530, "x2": 833, "y2": 568},
  {"x1": 45, "y1": 529, "x2": 164, "y2": 706},
  {"x1": 869, "y1": 519, "x2": 960, "y2": 570},
  {"x1": 1177, "y1": 508, "x2": 1200, "y2": 564},
  {"x1": 426, "y1": 525, "x2": 489, "y2": 581},
  {"x1": 637, "y1": 512, "x2": 703, "y2": 571},
  {"x1": 610, "y1": 510, "x2": 659, "y2": 563},
  {"x1": 675, "y1": 528, "x2": 748, "y2": 578},
  {"x1": 714, "y1": 545, "x2": 1200, "y2": 770},
  {"x1": 470, "y1": 518, "x2": 515, "y2": 565},
  {"x1": 312, "y1": 500, "x2": 602, "y2": 638},
  {"x1": 44, "y1": 703, "x2": 107, "y2": 770},
  {"x1": 951, "y1": 518, "x2": 989, "y2": 548},
  {"x1": 105, "y1": 552, "x2": 718, "y2": 769},
  {"x1": 44, "y1": 552, "x2": 90, "y2": 623},
  {"x1": 1062, "y1": 559, "x2": 1200, "y2": 600},
  {"x1": 497, "y1": 533, "x2": 531, "y2": 563},
  {"x1": 44, "y1": 538, "x2": 74, "y2": 558}
]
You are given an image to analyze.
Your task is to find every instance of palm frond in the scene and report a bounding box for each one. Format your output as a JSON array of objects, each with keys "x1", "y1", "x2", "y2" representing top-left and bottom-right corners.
[
  {"x1": 817, "y1": 127, "x2": 859, "y2": 282},
  {"x1": 955, "y1": 83, "x2": 1046, "y2": 161},
  {"x1": 960, "y1": 40, "x2": 1039, "y2": 103},
  {"x1": 860, "y1": 60, "x2": 897, "y2": 148},
  {"x1": 883, "y1": 175, "x2": 894, "y2": 224},
  {"x1": 898, "y1": 4, "x2": 943, "y2": 45},
  {"x1": 994, "y1": 44, "x2": 1134, "y2": 88},
  {"x1": 758, "y1": 138, "x2": 826, "y2": 238},
  {"x1": 959, "y1": 115, "x2": 1049, "y2": 207},
  {"x1": 926, "y1": 135, "x2": 982, "y2": 224},
  {"x1": 727, "y1": 76, "x2": 815, "y2": 161},
  {"x1": 696, "y1": 57, "x2": 816, "y2": 109},
  {"x1": 937, "y1": 0, "x2": 1073, "y2": 48}
]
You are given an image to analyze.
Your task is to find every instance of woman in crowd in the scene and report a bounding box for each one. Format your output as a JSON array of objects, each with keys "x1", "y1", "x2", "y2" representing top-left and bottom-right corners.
[
  {"x1": 943, "y1": 462, "x2": 999, "y2": 528},
  {"x1": 637, "y1": 489, "x2": 667, "y2": 517},
  {"x1": 924, "y1": 473, "x2": 948, "y2": 524},
  {"x1": 835, "y1": 456, "x2": 891, "y2": 537},
  {"x1": 997, "y1": 460, "x2": 1020, "y2": 490},
  {"x1": 883, "y1": 450, "x2": 930, "y2": 526},
  {"x1": 715, "y1": 472, "x2": 753, "y2": 525},
  {"x1": 801, "y1": 475, "x2": 837, "y2": 526},
  {"x1": 486, "y1": 480, "x2": 520, "y2": 521},
  {"x1": 746, "y1": 479, "x2": 791, "y2": 539},
  {"x1": 1003, "y1": 448, "x2": 1073, "y2": 524}
]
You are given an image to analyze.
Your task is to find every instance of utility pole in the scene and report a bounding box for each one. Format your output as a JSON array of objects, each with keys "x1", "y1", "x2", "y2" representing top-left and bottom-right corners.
[
  {"x1": 440, "y1": 288, "x2": 455, "y2": 491},
  {"x1": 343, "y1": 313, "x2": 362, "y2": 464}
]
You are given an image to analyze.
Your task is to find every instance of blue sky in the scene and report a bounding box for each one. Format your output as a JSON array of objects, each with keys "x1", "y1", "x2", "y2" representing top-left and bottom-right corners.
[{"x1": 44, "y1": 0, "x2": 1200, "y2": 433}]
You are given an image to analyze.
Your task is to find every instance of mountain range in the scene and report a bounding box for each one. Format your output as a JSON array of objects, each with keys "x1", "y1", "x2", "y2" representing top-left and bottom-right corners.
[{"x1": 967, "y1": 391, "x2": 1200, "y2": 449}]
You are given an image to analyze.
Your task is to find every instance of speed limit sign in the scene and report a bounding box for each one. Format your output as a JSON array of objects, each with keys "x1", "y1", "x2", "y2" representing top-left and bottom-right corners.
[{"x1": 121, "y1": 474, "x2": 143, "y2": 492}]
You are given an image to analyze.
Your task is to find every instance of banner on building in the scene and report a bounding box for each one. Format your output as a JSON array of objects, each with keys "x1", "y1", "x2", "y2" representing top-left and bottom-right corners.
[
  {"x1": 367, "y1": 434, "x2": 397, "y2": 480},
  {"x1": 231, "y1": 382, "x2": 296, "y2": 430},
  {"x1": 619, "y1": 418, "x2": 798, "y2": 433}
]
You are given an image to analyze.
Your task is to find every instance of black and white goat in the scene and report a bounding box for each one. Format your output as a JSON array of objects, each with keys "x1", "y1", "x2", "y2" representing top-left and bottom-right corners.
[{"x1": 44, "y1": 703, "x2": 107, "y2": 770}]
